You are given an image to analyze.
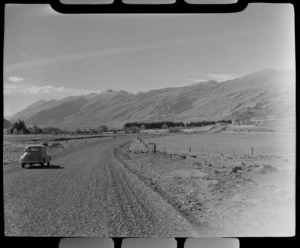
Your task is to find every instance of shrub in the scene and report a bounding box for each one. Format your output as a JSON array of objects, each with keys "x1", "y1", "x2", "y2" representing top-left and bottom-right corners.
[
  {"x1": 168, "y1": 126, "x2": 182, "y2": 133},
  {"x1": 231, "y1": 166, "x2": 242, "y2": 173},
  {"x1": 131, "y1": 126, "x2": 140, "y2": 133},
  {"x1": 98, "y1": 125, "x2": 108, "y2": 133},
  {"x1": 8, "y1": 126, "x2": 14, "y2": 134},
  {"x1": 124, "y1": 126, "x2": 140, "y2": 133},
  {"x1": 89, "y1": 127, "x2": 98, "y2": 134}
]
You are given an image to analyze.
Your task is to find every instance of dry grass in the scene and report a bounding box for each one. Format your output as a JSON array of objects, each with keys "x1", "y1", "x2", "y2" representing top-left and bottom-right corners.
[{"x1": 114, "y1": 137, "x2": 295, "y2": 236}]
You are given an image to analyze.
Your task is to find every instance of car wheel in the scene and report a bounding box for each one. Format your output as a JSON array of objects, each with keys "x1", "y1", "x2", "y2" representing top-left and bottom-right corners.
[
  {"x1": 40, "y1": 163, "x2": 44, "y2": 167},
  {"x1": 47, "y1": 162, "x2": 50, "y2": 166},
  {"x1": 21, "y1": 163, "x2": 25, "y2": 168}
]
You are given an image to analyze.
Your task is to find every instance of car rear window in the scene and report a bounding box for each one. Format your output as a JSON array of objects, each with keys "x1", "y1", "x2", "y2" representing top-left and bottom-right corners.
[{"x1": 26, "y1": 147, "x2": 42, "y2": 152}]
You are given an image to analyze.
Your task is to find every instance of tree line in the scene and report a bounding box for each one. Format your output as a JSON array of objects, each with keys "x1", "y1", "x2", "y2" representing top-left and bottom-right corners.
[
  {"x1": 5, "y1": 119, "x2": 113, "y2": 135},
  {"x1": 5, "y1": 118, "x2": 233, "y2": 135},
  {"x1": 185, "y1": 119, "x2": 232, "y2": 127},
  {"x1": 124, "y1": 121, "x2": 185, "y2": 130},
  {"x1": 124, "y1": 119, "x2": 232, "y2": 130}
]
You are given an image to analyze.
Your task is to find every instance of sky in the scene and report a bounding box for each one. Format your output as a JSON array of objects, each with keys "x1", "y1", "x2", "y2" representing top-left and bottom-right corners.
[{"x1": 3, "y1": 3, "x2": 295, "y2": 116}]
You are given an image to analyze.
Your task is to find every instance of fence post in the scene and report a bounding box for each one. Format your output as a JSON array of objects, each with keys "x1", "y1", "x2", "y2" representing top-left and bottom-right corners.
[
  {"x1": 251, "y1": 147, "x2": 254, "y2": 156},
  {"x1": 154, "y1": 144, "x2": 156, "y2": 153}
]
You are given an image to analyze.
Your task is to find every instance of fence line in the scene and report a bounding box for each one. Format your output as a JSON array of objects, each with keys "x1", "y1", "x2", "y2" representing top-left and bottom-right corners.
[{"x1": 137, "y1": 137, "x2": 280, "y2": 157}]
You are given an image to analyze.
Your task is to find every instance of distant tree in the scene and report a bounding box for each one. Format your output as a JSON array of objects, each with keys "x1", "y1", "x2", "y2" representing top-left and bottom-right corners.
[
  {"x1": 109, "y1": 128, "x2": 118, "y2": 134},
  {"x1": 75, "y1": 128, "x2": 82, "y2": 134},
  {"x1": 168, "y1": 127, "x2": 181, "y2": 133},
  {"x1": 17, "y1": 119, "x2": 26, "y2": 131},
  {"x1": 13, "y1": 128, "x2": 19, "y2": 135},
  {"x1": 124, "y1": 126, "x2": 139, "y2": 133},
  {"x1": 124, "y1": 127, "x2": 131, "y2": 134},
  {"x1": 12, "y1": 119, "x2": 29, "y2": 133},
  {"x1": 21, "y1": 128, "x2": 30, "y2": 134},
  {"x1": 161, "y1": 124, "x2": 168, "y2": 129},
  {"x1": 140, "y1": 125, "x2": 146, "y2": 130},
  {"x1": 8, "y1": 126, "x2": 14, "y2": 134},
  {"x1": 131, "y1": 126, "x2": 140, "y2": 133},
  {"x1": 63, "y1": 129, "x2": 70, "y2": 134},
  {"x1": 32, "y1": 125, "x2": 39, "y2": 134},
  {"x1": 98, "y1": 125, "x2": 109, "y2": 133},
  {"x1": 88, "y1": 127, "x2": 97, "y2": 134}
]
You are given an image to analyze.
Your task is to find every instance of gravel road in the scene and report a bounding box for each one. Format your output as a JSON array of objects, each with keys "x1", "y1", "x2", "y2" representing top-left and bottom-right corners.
[{"x1": 4, "y1": 136, "x2": 198, "y2": 237}]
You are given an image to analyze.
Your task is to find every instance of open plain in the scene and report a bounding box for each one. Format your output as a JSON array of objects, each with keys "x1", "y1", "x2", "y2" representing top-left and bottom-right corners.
[{"x1": 3, "y1": 125, "x2": 295, "y2": 237}]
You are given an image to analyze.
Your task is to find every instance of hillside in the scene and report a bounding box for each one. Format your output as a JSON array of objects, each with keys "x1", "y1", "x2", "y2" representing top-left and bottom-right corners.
[
  {"x1": 8, "y1": 69, "x2": 295, "y2": 129},
  {"x1": 3, "y1": 119, "x2": 12, "y2": 129}
]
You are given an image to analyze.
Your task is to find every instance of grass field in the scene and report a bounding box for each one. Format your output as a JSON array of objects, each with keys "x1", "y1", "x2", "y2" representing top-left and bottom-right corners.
[{"x1": 146, "y1": 132, "x2": 295, "y2": 157}]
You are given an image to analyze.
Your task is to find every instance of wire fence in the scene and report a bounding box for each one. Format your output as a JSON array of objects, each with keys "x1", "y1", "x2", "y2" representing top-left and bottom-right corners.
[{"x1": 138, "y1": 135, "x2": 295, "y2": 157}]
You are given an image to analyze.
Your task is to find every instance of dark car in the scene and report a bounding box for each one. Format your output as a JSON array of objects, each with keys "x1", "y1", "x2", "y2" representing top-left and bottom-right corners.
[{"x1": 19, "y1": 145, "x2": 51, "y2": 168}]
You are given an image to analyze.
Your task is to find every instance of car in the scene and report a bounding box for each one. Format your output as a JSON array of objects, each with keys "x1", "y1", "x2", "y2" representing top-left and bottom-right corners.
[{"x1": 20, "y1": 145, "x2": 51, "y2": 168}]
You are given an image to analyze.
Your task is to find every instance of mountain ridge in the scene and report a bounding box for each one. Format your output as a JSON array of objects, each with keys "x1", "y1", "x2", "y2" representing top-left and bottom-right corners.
[{"x1": 8, "y1": 69, "x2": 295, "y2": 129}]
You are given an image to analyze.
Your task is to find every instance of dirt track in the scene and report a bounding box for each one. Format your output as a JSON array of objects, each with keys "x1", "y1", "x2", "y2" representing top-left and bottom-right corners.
[{"x1": 4, "y1": 137, "x2": 200, "y2": 237}]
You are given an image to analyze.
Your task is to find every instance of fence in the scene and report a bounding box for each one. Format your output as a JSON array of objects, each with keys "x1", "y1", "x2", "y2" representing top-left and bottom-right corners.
[
  {"x1": 137, "y1": 136, "x2": 293, "y2": 156},
  {"x1": 137, "y1": 137, "x2": 156, "y2": 153}
]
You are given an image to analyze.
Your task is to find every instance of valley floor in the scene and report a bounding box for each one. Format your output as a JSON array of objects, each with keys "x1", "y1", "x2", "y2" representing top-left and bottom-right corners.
[{"x1": 3, "y1": 129, "x2": 295, "y2": 236}]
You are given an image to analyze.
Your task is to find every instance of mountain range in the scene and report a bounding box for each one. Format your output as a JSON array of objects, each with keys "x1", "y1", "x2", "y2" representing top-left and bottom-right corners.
[{"x1": 7, "y1": 69, "x2": 295, "y2": 129}]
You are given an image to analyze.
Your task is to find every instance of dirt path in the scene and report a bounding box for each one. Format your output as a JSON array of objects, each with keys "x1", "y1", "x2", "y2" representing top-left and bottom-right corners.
[{"x1": 4, "y1": 136, "x2": 198, "y2": 237}]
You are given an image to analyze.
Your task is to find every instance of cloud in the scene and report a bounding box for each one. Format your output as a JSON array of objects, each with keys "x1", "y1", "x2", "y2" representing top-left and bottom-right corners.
[
  {"x1": 4, "y1": 83, "x2": 95, "y2": 99},
  {"x1": 4, "y1": 84, "x2": 18, "y2": 94},
  {"x1": 4, "y1": 35, "x2": 218, "y2": 74},
  {"x1": 8, "y1": 76, "x2": 24, "y2": 83},
  {"x1": 4, "y1": 84, "x2": 64, "y2": 95},
  {"x1": 206, "y1": 74, "x2": 238, "y2": 82},
  {"x1": 22, "y1": 85, "x2": 65, "y2": 94},
  {"x1": 188, "y1": 78, "x2": 209, "y2": 83}
]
